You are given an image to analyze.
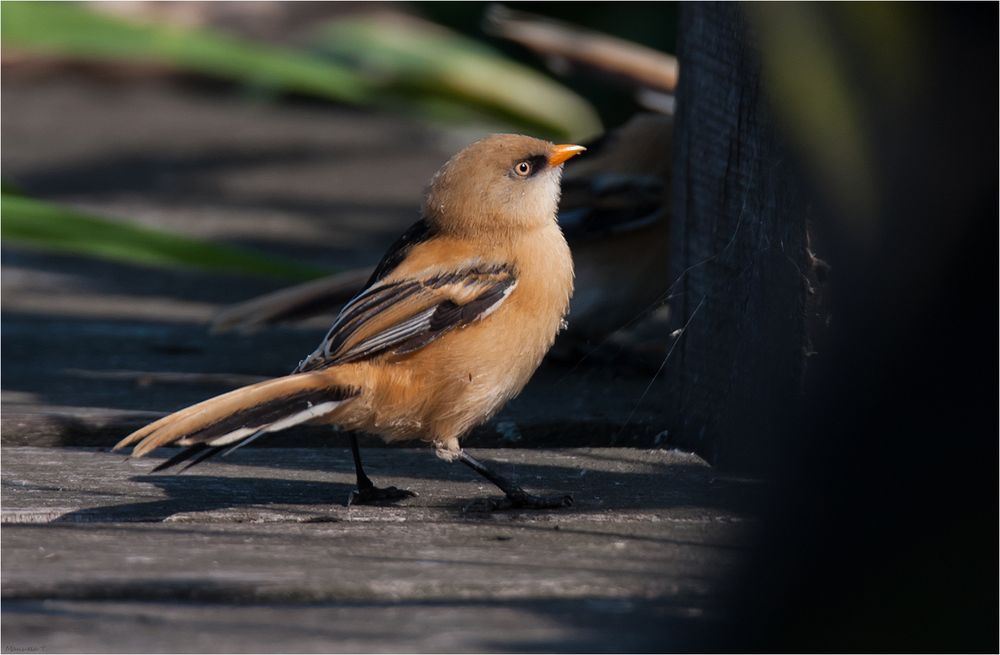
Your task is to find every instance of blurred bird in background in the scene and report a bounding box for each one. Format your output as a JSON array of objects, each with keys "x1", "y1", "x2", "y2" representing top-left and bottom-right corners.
[{"x1": 556, "y1": 113, "x2": 672, "y2": 345}]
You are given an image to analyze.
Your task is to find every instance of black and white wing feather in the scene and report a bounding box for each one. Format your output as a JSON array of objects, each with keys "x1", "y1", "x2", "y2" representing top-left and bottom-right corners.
[{"x1": 296, "y1": 263, "x2": 517, "y2": 372}]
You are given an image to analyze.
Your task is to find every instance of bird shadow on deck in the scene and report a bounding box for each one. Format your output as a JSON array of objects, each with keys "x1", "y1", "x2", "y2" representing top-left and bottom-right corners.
[
  {"x1": 217, "y1": 448, "x2": 756, "y2": 514},
  {"x1": 51, "y1": 475, "x2": 355, "y2": 523},
  {"x1": 43, "y1": 448, "x2": 758, "y2": 524}
]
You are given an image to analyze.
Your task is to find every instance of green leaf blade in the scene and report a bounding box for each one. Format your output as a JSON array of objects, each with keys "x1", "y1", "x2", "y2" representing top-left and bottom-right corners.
[
  {"x1": 1, "y1": 2, "x2": 371, "y2": 104},
  {"x1": 314, "y1": 16, "x2": 602, "y2": 141},
  {"x1": 1, "y1": 193, "x2": 326, "y2": 281}
]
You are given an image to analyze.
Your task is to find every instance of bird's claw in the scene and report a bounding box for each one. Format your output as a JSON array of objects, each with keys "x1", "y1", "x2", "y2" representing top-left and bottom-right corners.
[{"x1": 348, "y1": 485, "x2": 416, "y2": 507}]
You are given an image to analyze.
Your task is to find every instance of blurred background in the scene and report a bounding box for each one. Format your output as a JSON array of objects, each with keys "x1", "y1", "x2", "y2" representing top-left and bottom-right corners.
[
  {"x1": 2, "y1": 2, "x2": 997, "y2": 652},
  {"x1": 2, "y1": 1, "x2": 682, "y2": 449}
]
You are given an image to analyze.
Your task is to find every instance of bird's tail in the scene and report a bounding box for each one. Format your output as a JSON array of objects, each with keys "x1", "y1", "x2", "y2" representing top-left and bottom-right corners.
[{"x1": 113, "y1": 371, "x2": 360, "y2": 472}]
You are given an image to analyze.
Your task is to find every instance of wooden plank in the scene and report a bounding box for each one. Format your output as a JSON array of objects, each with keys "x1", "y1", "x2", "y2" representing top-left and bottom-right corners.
[
  {"x1": 2, "y1": 446, "x2": 754, "y2": 652},
  {"x1": 2, "y1": 520, "x2": 743, "y2": 604},
  {"x1": 2, "y1": 597, "x2": 721, "y2": 653}
]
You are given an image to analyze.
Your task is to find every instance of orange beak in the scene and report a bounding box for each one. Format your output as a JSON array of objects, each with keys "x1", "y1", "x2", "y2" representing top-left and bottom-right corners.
[{"x1": 548, "y1": 144, "x2": 586, "y2": 167}]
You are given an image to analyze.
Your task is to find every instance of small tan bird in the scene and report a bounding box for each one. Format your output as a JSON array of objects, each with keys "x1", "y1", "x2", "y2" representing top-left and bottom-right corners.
[
  {"x1": 115, "y1": 135, "x2": 585, "y2": 510},
  {"x1": 211, "y1": 114, "x2": 673, "y2": 345}
]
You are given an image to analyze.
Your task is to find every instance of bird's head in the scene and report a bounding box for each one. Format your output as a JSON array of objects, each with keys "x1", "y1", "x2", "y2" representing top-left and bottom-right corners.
[{"x1": 424, "y1": 134, "x2": 585, "y2": 236}]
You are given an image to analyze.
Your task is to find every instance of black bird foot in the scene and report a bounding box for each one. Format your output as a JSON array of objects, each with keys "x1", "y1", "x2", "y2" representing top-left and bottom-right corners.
[
  {"x1": 464, "y1": 491, "x2": 574, "y2": 513},
  {"x1": 348, "y1": 485, "x2": 416, "y2": 507}
]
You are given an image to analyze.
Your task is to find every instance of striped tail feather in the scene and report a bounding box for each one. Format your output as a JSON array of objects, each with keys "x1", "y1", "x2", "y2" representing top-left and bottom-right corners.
[
  {"x1": 151, "y1": 443, "x2": 216, "y2": 472},
  {"x1": 114, "y1": 371, "x2": 360, "y2": 468}
]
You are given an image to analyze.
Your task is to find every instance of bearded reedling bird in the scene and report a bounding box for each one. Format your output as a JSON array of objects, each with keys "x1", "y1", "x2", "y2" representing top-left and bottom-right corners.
[
  {"x1": 115, "y1": 135, "x2": 585, "y2": 510},
  {"x1": 211, "y1": 114, "x2": 673, "y2": 347}
]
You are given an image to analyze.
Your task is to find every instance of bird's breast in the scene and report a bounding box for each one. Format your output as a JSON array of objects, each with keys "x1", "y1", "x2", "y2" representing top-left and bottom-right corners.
[
  {"x1": 439, "y1": 225, "x2": 574, "y2": 404},
  {"x1": 348, "y1": 224, "x2": 573, "y2": 444}
]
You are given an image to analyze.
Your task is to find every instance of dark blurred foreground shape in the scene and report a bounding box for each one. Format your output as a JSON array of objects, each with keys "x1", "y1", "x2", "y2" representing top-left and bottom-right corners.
[{"x1": 667, "y1": 2, "x2": 997, "y2": 650}]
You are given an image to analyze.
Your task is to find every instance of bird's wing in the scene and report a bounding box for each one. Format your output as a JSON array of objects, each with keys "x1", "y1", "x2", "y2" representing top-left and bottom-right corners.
[
  {"x1": 295, "y1": 263, "x2": 517, "y2": 372},
  {"x1": 364, "y1": 218, "x2": 437, "y2": 287}
]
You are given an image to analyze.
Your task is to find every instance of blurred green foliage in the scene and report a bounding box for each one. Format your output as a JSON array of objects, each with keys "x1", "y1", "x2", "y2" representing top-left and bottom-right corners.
[
  {"x1": 1, "y1": 193, "x2": 326, "y2": 280},
  {"x1": 417, "y1": 2, "x2": 678, "y2": 127},
  {"x1": 311, "y1": 15, "x2": 601, "y2": 141},
  {"x1": 749, "y1": 4, "x2": 886, "y2": 238},
  {"x1": 1, "y1": 2, "x2": 633, "y2": 274},
  {"x1": 1, "y1": 1, "x2": 370, "y2": 103},
  {"x1": 1, "y1": 1, "x2": 600, "y2": 140}
]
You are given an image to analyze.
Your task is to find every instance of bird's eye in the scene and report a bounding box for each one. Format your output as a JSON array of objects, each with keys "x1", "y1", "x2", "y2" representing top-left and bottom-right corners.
[{"x1": 514, "y1": 160, "x2": 532, "y2": 177}]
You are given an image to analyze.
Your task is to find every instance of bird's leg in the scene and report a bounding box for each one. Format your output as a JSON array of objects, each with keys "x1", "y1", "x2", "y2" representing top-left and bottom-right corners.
[
  {"x1": 459, "y1": 451, "x2": 573, "y2": 511},
  {"x1": 347, "y1": 433, "x2": 415, "y2": 506}
]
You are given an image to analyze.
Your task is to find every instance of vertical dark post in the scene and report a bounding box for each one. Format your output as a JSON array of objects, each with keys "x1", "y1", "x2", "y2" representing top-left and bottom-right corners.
[
  {"x1": 712, "y1": 5, "x2": 999, "y2": 650},
  {"x1": 667, "y1": 4, "x2": 816, "y2": 470}
]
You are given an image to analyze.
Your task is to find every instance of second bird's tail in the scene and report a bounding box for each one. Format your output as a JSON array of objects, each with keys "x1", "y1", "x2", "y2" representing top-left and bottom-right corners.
[{"x1": 113, "y1": 371, "x2": 360, "y2": 472}]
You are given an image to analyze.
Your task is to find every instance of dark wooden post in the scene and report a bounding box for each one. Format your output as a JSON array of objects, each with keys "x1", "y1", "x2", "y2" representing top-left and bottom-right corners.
[
  {"x1": 673, "y1": 4, "x2": 998, "y2": 649},
  {"x1": 666, "y1": 4, "x2": 819, "y2": 471}
]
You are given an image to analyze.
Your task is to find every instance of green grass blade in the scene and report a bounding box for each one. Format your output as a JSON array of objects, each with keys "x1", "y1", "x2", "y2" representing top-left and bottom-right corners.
[
  {"x1": 1, "y1": 193, "x2": 325, "y2": 281},
  {"x1": 1, "y1": 1, "x2": 371, "y2": 104},
  {"x1": 312, "y1": 16, "x2": 603, "y2": 141},
  {"x1": 1, "y1": 3, "x2": 600, "y2": 138}
]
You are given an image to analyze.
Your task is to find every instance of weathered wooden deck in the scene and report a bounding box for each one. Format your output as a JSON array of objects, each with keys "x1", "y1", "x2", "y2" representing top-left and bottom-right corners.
[
  {"x1": 2, "y1": 447, "x2": 755, "y2": 652},
  {"x1": 1, "y1": 72, "x2": 755, "y2": 652}
]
